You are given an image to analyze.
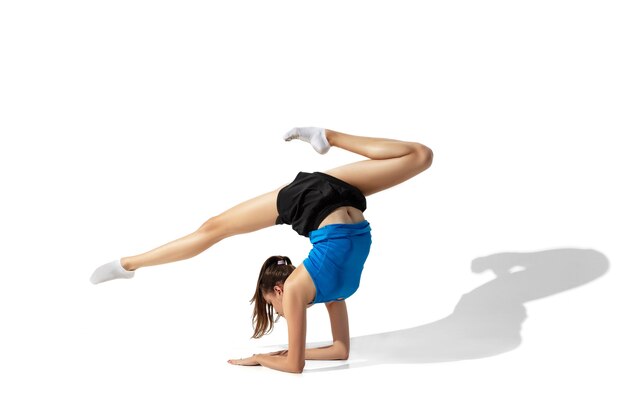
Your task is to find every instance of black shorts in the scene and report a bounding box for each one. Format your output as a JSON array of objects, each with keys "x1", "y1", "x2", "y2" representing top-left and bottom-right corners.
[{"x1": 275, "y1": 171, "x2": 367, "y2": 237}]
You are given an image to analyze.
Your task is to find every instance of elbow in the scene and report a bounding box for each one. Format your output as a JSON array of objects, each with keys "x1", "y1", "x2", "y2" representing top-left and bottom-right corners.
[
  {"x1": 286, "y1": 355, "x2": 305, "y2": 373},
  {"x1": 335, "y1": 345, "x2": 350, "y2": 361},
  {"x1": 290, "y1": 361, "x2": 305, "y2": 374}
]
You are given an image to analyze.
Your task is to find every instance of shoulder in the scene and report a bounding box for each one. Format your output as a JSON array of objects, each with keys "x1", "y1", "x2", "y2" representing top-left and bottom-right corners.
[{"x1": 284, "y1": 264, "x2": 317, "y2": 306}]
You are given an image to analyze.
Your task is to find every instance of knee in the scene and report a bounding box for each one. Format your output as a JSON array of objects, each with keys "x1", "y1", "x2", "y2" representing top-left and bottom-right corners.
[
  {"x1": 421, "y1": 145, "x2": 434, "y2": 169},
  {"x1": 196, "y1": 215, "x2": 228, "y2": 240},
  {"x1": 411, "y1": 143, "x2": 434, "y2": 172}
]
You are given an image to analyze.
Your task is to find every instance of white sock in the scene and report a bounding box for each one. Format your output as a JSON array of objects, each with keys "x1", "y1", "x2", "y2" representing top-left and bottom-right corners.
[
  {"x1": 90, "y1": 259, "x2": 135, "y2": 285},
  {"x1": 283, "y1": 127, "x2": 330, "y2": 155}
]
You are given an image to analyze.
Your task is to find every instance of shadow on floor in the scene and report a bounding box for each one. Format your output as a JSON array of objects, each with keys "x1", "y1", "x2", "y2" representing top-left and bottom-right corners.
[{"x1": 306, "y1": 248, "x2": 610, "y2": 372}]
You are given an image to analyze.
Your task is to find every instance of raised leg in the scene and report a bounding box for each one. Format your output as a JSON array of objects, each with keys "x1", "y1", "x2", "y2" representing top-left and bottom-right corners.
[
  {"x1": 120, "y1": 187, "x2": 283, "y2": 272},
  {"x1": 322, "y1": 129, "x2": 433, "y2": 196}
]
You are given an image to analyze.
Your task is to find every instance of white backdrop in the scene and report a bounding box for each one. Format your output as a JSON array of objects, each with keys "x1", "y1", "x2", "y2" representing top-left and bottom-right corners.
[{"x1": 1, "y1": 1, "x2": 624, "y2": 416}]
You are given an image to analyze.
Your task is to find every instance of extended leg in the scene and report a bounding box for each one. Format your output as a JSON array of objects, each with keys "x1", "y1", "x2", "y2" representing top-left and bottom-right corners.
[
  {"x1": 90, "y1": 187, "x2": 283, "y2": 284},
  {"x1": 322, "y1": 129, "x2": 433, "y2": 196}
]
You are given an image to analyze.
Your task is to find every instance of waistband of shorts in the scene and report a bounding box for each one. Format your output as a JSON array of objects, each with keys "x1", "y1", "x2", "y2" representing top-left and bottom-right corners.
[{"x1": 309, "y1": 220, "x2": 371, "y2": 243}]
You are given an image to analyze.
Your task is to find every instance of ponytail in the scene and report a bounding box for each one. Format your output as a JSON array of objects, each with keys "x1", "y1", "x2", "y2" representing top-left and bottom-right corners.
[{"x1": 250, "y1": 255, "x2": 295, "y2": 339}]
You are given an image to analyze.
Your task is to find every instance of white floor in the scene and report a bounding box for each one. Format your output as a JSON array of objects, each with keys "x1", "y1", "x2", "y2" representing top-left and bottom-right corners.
[{"x1": 1, "y1": 1, "x2": 625, "y2": 416}]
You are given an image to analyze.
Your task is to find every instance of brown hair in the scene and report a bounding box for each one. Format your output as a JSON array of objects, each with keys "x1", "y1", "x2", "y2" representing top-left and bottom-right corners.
[{"x1": 250, "y1": 255, "x2": 296, "y2": 339}]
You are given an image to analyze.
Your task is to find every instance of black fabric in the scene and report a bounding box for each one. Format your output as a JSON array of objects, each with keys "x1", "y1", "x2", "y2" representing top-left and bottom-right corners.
[{"x1": 275, "y1": 171, "x2": 367, "y2": 237}]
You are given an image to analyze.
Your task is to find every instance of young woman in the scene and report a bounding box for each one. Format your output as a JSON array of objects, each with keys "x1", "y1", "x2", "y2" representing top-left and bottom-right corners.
[{"x1": 90, "y1": 127, "x2": 433, "y2": 373}]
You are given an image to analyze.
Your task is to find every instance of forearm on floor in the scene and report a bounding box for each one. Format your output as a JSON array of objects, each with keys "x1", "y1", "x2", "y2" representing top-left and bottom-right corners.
[{"x1": 305, "y1": 343, "x2": 349, "y2": 360}]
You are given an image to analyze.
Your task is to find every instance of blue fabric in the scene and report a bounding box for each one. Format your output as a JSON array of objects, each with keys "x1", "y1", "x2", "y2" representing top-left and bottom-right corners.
[{"x1": 303, "y1": 221, "x2": 372, "y2": 304}]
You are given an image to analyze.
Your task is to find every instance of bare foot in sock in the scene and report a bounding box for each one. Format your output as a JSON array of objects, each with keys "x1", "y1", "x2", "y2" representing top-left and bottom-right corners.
[
  {"x1": 283, "y1": 127, "x2": 330, "y2": 155},
  {"x1": 90, "y1": 259, "x2": 135, "y2": 285}
]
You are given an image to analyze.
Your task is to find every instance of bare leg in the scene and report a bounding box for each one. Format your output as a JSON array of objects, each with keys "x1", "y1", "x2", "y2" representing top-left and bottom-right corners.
[
  {"x1": 323, "y1": 129, "x2": 433, "y2": 196},
  {"x1": 120, "y1": 187, "x2": 283, "y2": 271},
  {"x1": 119, "y1": 128, "x2": 430, "y2": 272}
]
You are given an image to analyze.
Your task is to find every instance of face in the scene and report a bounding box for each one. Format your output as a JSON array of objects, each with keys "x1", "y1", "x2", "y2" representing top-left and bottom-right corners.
[{"x1": 263, "y1": 284, "x2": 284, "y2": 321}]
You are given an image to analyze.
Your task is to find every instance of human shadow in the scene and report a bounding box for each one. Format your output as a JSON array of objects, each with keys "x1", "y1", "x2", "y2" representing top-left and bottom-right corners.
[{"x1": 306, "y1": 248, "x2": 609, "y2": 372}]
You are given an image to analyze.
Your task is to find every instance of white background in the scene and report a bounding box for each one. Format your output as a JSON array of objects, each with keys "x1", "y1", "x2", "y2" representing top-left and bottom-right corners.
[{"x1": 1, "y1": 1, "x2": 624, "y2": 416}]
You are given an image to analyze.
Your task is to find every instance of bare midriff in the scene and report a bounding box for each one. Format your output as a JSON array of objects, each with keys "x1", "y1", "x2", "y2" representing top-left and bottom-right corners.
[{"x1": 317, "y1": 206, "x2": 366, "y2": 229}]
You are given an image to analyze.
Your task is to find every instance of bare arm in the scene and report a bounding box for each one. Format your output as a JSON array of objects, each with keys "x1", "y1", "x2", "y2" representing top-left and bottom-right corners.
[
  {"x1": 253, "y1": 274, "x2": 309, "y2": 373},
  {"x1": 305, "y1": 301, "x2": 350, "y2": 360},
  {"x1": 269, "y1": 301, "x2": 350, "y2": 361}
]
